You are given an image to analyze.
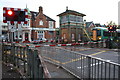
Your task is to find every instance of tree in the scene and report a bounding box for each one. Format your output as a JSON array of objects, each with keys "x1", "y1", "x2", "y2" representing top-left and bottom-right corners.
[{"x1": 106, "y1": 21, "x2": 117, "y2": 26}]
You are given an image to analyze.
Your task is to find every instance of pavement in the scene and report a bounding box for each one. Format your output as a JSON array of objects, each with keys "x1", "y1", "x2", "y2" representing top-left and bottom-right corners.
[
  {"x1": 2, "y1": 63, "x2": 23, "y2": 79},
  {"x1": 44, "y1": 61, "x2": 80, "y2": 79}
]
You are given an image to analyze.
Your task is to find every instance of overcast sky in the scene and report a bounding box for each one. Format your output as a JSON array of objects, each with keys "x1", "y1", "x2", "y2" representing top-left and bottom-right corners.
[{"x1": 0, "y1": 0, "x2": 120, "y2": 27}]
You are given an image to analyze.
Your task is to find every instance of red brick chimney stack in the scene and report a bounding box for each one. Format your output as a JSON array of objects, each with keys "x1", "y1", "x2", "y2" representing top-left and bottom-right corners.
[{"x1": 39, "y1": 6, "x2": 43, "y2": 14}]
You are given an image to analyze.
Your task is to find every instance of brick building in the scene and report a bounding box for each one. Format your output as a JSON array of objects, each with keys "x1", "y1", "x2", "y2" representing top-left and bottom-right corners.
[
  {"x1": 19, "y1": 6, "x2": 57, "y2": 42},
  {"x1": 57, "y1": 8, "x2": 86, "y2": 43}
]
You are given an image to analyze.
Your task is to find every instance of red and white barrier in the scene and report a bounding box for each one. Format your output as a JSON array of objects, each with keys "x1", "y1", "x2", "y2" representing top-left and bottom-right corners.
[
  {"x1": 28, "y1": 41, "x2": 105, "y2": 48},
  {"x1": 1, "y1": 41, "x2": 105, "y2": 48}
]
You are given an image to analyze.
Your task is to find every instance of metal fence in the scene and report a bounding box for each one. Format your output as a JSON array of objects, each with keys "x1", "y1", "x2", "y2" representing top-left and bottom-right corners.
[
  {"x1": 2, "y1": 42, "x2": 120, "y2": 79},
  {"x1": 2, "y1": 43, "x2": 50, "y2": 79},
  {"x1": 37, "y1": 44, "x2": 120, "y2": 79}
]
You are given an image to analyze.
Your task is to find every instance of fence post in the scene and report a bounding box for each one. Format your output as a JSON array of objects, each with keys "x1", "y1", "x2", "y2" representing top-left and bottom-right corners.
[
  {"x1": 26, "y1": 45, "x2": 31, "y2": 78},
  {"x1": 27, "y1": 48, "x2": 34, "y2": 78},
  {"x1": 16, "y1": 46, "x2": 19, "y2": 68},
  {"x1": 23, "y1": 47, "x2": 26, "y2": 73},
  {"x1": 31, "y1": 50, "x2": 34, "y2": 78},
  {"x1": 87, "y1": 56, "x2": 91, "y2": 79},
  {"x1": 11, "y1": 43, "x2": 15, "y2": 65},
  {"x1": 2, "y1": 43, "x2": 4, "y2": 61},
  {"x1": 38, "y1": 60, "x2": 43, "y2": 78},
  {"x1": 118, "y1": 41, "x2": 120, "y2": 80},
  {"x1": 33, "y1": 50, "x2": 40, "y2": 78},
  {"x1": 5, "y1": 45, "x2": 8, "y2": 63}
]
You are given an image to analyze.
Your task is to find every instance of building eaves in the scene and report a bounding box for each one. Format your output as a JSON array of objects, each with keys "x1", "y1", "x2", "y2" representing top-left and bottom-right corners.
[
  {"x1": 44, "y1": 14, "x2": 55, "y2": 22},
  {"x1": 57, "y1": 10, "x2": 86, "y2": 16},
  {"x1": 30, "y1": 11, "x2": 55, "y2": 22},
  {"x1": 86, "y1": 22, "x2": 94, "y2": 28}
]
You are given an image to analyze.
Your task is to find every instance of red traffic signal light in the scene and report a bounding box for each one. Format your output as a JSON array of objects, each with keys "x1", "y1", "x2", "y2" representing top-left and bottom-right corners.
[
  {"x1": 3, "y1": 7, "x2": 28, "y2": 24},
  {"x1": 7, "y1": 10, "x2": 13, "y2": 16},
  {"x1": 108, "y1": 25, "x2": 116, "y2": 32}
]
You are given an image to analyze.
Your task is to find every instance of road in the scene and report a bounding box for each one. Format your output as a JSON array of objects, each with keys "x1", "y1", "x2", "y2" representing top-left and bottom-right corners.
[
  {"x1": 37, "y1": 46, "x2": 120, "y2": 79},
  {"x1": 11, "y1": 43, "x2": 120, "y2": 79}
]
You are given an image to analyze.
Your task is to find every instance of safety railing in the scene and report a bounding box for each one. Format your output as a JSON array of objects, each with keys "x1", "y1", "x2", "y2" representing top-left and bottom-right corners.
[
  {"x1": 37, "y1": 45, "x2": 120, "y2": 79},
  {"x1": 2, "y1": 43, "x2": 50, "y2": 79}
]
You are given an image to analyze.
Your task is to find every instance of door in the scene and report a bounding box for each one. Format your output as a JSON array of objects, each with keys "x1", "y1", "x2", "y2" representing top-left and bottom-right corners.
[{"x1": 25, "y1": 33, "x2": 29, "y2": 41}]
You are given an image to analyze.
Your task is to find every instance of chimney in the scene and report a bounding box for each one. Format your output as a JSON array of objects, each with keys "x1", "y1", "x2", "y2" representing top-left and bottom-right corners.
[{"x1": 39, "y1": 6, "x2": 43, "y2": 14}]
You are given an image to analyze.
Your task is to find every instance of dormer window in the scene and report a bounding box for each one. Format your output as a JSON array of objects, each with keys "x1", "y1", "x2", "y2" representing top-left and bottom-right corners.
[{"x1": 39, "y1": 20, "x2": 43, "y2": 25}]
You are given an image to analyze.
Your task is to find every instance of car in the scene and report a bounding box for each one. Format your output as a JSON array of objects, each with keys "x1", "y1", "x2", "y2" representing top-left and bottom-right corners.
[
  {"x1": 32, "y1": 40, "x2": 40, "y2": 44},
  {"x1": 40, "y1": 38, "x2": 47, "y2": 42},
  {"x1": 32, "y1": 38, "x2": 47, "y2": 44}
]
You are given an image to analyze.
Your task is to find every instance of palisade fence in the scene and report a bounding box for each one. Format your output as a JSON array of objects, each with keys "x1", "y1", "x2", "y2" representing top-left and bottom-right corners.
[
  {"x1": 37, "y1": 42, "x2": 120, "y2": 79},
  {"x1": 2, "y1": 43, "x2": 51, "y2": 79}
]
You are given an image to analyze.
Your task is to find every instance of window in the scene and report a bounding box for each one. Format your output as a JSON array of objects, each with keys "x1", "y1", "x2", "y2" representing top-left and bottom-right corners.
[
  {"x1": 69, "y1": 15, "x2": 75, "y2": 22},
  {"x1": 63, "y1": 33, "x2": 66, "y2": 39},
  {"x1": 38, "y1": 31, "x2": 43, "y2": 33},
  {"x1": 72, "y1": 34, "x2": 75, "y2": 40},
  {"x1": 78, "y1": 34, "x2": 81, "y2": 41},
  {"x1": 76, "y1": 16, "x2": 83, "y2": 23},
  {"x1": 103, "y1": 31, "x2": 110, "y2": 36},
  {"x1": 39, "y1": 20, "x2": 43, "y2": 25},
  {"x1": 61, "y1": 16, "x2": 67, "y2": 23},
  {"x1": 69, "y1": 15, "x2": 83, "y2": 23},
  {"x1": 97, "y1": 30, "x2": 101, "y2": 36},
  {"x1": 37, "y1": 31, "x2": 44, "y2": 40},
  {"x1": 49, "y1": 21, "x2": 53, "y2": 28}
]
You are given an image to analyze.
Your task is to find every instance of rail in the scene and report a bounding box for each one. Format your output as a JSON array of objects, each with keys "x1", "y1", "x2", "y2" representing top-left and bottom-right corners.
[{"x1": 36, "y1": 43, "x2": 120, "y2": 79}]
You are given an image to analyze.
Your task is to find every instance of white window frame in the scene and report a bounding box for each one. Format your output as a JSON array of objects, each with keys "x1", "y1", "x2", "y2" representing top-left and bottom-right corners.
[
  {"x1": 39, "y1": 20, "x2": 43, "y2": 25},
  {"x1": 49, "y1": 21, "x2": 53, "y2": 28}
]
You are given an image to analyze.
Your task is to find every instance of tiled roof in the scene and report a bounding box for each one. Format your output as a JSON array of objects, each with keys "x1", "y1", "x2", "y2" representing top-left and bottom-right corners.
[
  {"x1": 57, "y1": 9, "x2": 86, "y2": 16},
  {"x1": 44, "y1": 14, "x2": 55, "y2": 21},
  {"x1": 30, "y1": 11, "x2": 55, "y2": 21},
  {"x1": 95, "y1": 23, "x2": 101, "y2": 27},
  {"x1": 86, "y1": 22, "x2": 94, "y2": 28}
]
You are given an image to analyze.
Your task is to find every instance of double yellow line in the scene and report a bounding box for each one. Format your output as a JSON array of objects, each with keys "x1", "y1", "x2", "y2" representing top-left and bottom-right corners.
[{"x1": 43, "y1": 50, "x2": 106, "y2": 65}]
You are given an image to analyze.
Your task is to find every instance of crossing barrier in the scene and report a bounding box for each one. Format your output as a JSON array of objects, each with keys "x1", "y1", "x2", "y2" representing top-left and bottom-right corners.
[{"x1": 28, "y1": 41, "x2": 105, "y2": 48}]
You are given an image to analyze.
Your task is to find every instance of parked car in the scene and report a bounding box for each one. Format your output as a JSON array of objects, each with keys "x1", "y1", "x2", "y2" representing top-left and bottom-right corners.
[
  {"x1": 40, "y1": 38, "x2": 47, "y2": 42},
  {"x1": 33, "y1": 40, "x2": 40, "y2": 44},
  {"x1": 33, "y1": 38, "x2": 47, "y2": 44}
]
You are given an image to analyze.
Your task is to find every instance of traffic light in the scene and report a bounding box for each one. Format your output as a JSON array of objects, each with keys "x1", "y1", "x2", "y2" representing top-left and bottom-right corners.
[
  {"x1": 5, "y1": 10, "x2": 25, "y2": 21},
  {"x1": 7, "y1": 10, "x2": 13, "y2": 16},
  {"x1": 3, "y1": 7, "x2": 28, "y2": 24},
  {"x1": 108, "y1": 25, "x2": 116, "y2": 32}
]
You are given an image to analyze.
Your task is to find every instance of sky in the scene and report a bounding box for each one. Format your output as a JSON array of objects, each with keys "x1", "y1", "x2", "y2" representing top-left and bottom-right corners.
[{"x1": 0, "y1": 0, "x2": 120, "y2": 27}]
